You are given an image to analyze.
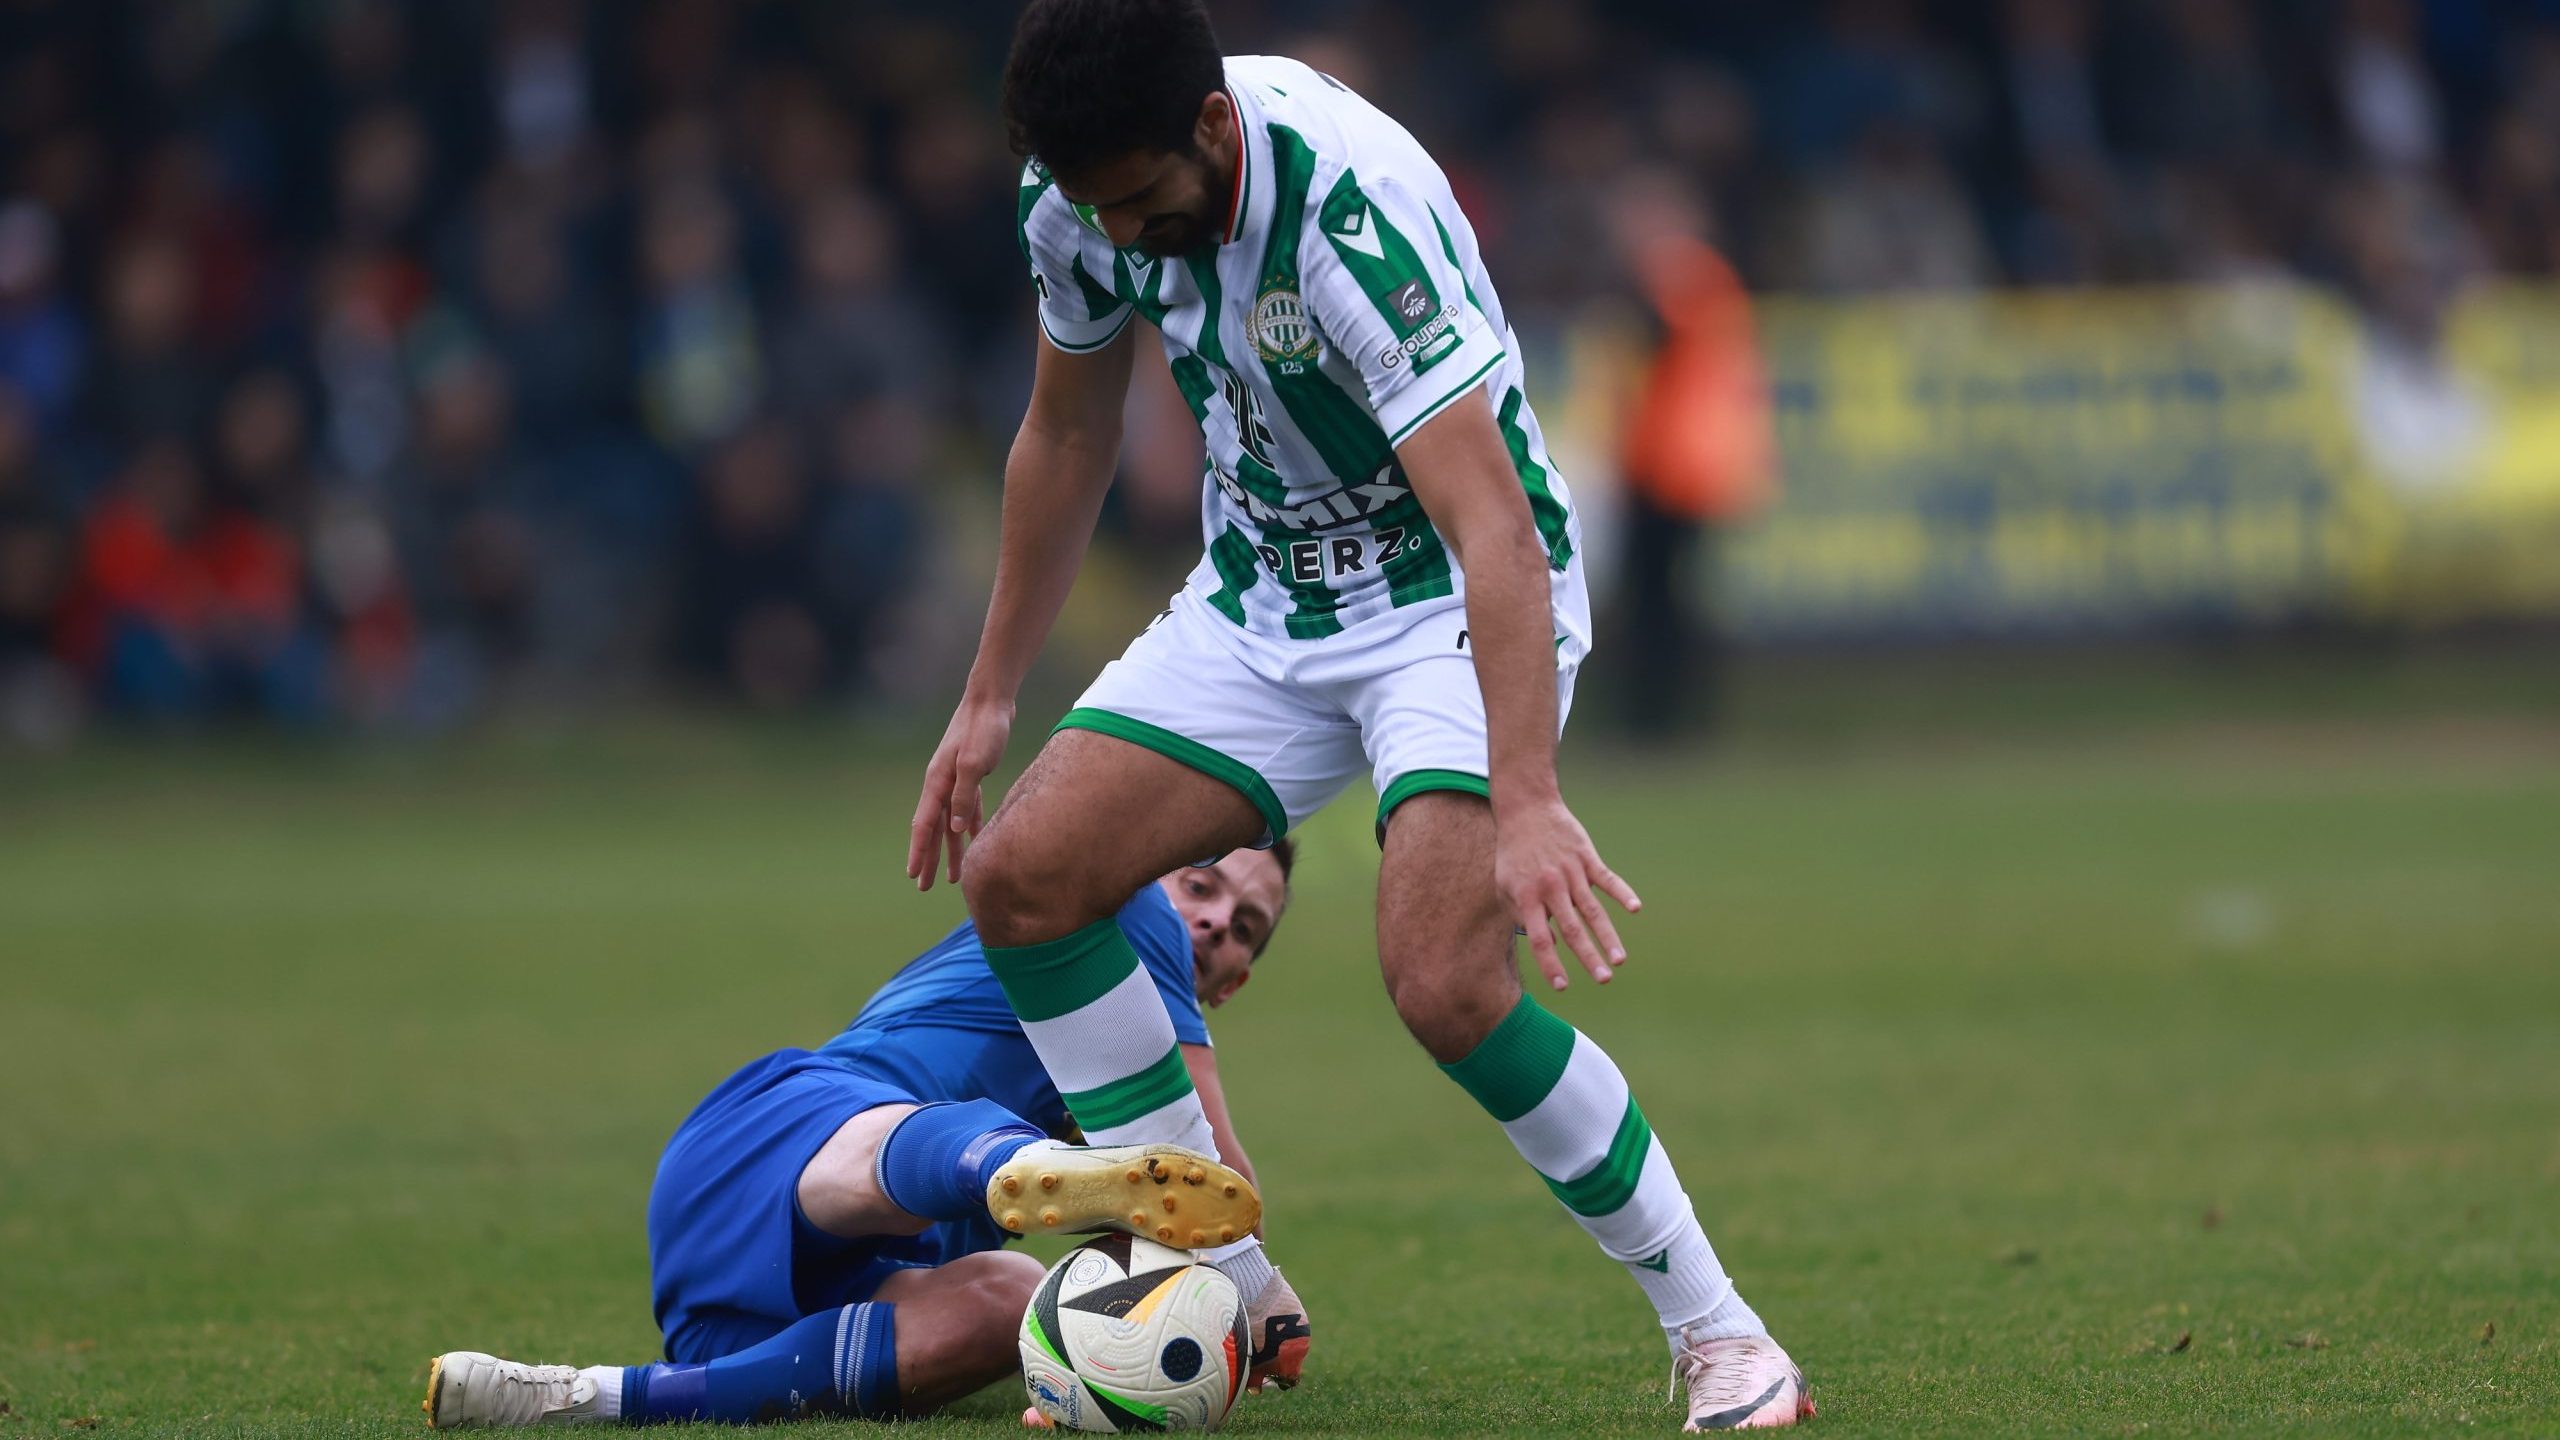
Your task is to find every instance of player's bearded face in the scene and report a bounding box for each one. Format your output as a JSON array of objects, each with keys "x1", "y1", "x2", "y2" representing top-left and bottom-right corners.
[
  {"x1": 1060, "y1": 147, "x2": 1223, "y2": 259},
  {"x1": 1130, "y1": 148, "x2": 1222, "y2": 257}
]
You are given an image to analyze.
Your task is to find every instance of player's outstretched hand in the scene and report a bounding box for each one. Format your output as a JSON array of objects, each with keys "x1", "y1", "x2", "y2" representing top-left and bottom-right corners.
[
  {"x1": 1494, "y1": 797, "x2": 1643, "y2": 990},
  {"x1": 907, "y1": 696, "x2": 1014, "y2": 891}
]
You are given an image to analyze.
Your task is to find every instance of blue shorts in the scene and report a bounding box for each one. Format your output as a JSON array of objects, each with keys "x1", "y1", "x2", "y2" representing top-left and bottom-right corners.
[{"x1": 647, "y1": 1049, "x2": 1011, "y2": 1363}]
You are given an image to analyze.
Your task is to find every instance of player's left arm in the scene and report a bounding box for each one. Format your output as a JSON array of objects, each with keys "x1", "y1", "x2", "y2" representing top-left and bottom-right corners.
[
  {"x1": 1396, "y1": 400, "x2": 1643, "y2": 989},
  {"x1": 1181, "y1": 1042, "x2": 1259, "y2": 1202},
  {"x1": 1184, "y1": 1041, "x2": 1309, "y2": 1394},
  {"x1": 1299, "y1": 167, "x2": 1641, "y2": 983},
  {"x1": 1127, "y1": 901, "x2": 1264, "y2": 1210}
]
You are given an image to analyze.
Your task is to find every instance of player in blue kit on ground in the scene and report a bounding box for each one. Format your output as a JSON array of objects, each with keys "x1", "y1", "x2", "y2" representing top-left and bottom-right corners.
[{"x1": 423, "y1": 845, "x2": 1304, "y2": 1427}]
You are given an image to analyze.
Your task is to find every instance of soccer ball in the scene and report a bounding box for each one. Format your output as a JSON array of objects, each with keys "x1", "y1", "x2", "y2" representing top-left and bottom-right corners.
[{"x1": 1018, "y1": 1234, "x2": 1249, "y2": 1432}]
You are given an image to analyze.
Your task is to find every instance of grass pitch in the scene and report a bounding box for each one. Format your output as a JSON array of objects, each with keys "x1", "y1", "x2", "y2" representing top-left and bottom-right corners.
[{"x1": 3, "y1": 715, "x2": 2556, "y2": 1436}]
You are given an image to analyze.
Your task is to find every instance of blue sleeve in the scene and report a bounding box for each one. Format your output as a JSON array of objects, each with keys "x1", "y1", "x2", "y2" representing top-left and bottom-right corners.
[{"x1": 1119, "y1": 886, "x2": 1211, "y2": 1046}]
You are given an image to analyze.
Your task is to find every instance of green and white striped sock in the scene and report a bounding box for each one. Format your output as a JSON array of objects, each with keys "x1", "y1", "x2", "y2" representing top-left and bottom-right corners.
[
  {"x1": 984, "y1": 915, "x2": 1218, "y2": 1156},
  {"x1": 1441, "y1": 995, "x2": 1763, "y2": 1348}
]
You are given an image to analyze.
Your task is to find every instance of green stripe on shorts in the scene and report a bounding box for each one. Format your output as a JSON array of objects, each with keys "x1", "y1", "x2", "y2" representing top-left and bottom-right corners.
[
  {"x1": 1055, "y1": 706, "x2": 1289, "y2": 843},
  {"x1": 1375, "y1": 768, "x2": 1491, "y2": 843}
]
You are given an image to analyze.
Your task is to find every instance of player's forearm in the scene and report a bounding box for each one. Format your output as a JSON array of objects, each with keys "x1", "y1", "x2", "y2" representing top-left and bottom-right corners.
[
  {"x1": 961, "y1": 421, "x2": 1120, "y2": 703},
  {"x1": 1210, "y1": 1118, "x2": 1258, "y2": 1189},
  {"x1": 1454, "y1": 520, "x2": 1565, "y2": 816},
  {"x1": 1203, "y1": 1115, "x2": 1263, "y2": 1239},
  {"x1": 1181, "y1": 1043, "x2": 1262, "y2": 1233},
  {"x1": 1400, "y1": 394, "x2": 1566, "y2": 815}
]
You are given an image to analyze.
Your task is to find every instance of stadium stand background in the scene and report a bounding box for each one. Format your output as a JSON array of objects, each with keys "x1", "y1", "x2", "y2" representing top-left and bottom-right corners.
[{"x1": 3, "y1": 0, "x2": 2558, "y2": 745}]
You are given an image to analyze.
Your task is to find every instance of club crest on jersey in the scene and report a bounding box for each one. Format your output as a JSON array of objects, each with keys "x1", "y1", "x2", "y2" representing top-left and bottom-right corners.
[{"x1": 1250, "y1": 285, "x2": 1318, "y2": 362}]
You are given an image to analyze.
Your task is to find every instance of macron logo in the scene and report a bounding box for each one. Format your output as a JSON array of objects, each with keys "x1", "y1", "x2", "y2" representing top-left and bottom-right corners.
[{"x1": 1329, "y1": 205, "x2": 1386, "y2": 260}]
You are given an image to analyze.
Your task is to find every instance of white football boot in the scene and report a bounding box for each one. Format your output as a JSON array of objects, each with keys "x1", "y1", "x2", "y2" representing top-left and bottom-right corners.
[
  {"x1": 424, "y1": 1352, "x2": 619, "y2": 1427},
  {"x1": 984, "y1": 1139, "x2": 1260, "y2": 1248},
  {"x1": 1673, "y1": 1332, "x2": 1815, "y2": 1431},
  {"x1": 1243, "y1": 1266, "x2": 1312, "y2": 1391}
]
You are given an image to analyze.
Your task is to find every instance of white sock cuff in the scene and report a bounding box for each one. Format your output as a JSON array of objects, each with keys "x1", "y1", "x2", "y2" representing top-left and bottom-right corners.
[
  {"x1": 580, "y1": 1366, "x2": 623, "y2": 1420},
  {"x1": 1673, "y1": 1288, "x2": 1766, "y2": 1349},
  {"x1": 1636, "y1": 1223, "x2": 1730, "y2": 1318},
  {"x1": 1201, "y1": 1236, "x2": 1275, "y2": 1304}
]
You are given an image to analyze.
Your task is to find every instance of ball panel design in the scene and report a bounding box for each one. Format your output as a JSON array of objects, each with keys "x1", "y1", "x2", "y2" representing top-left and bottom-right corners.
[
  {"x1": 1019, "y1": 1239, "x2": 1249, "y2": 1432},
  {"x1": 1225, "y1": 1299, "x2": 1251, "y2": 1410},
  {"x1": 1021, "y1": 1357, "x2": 1103, "y2": 1433}
]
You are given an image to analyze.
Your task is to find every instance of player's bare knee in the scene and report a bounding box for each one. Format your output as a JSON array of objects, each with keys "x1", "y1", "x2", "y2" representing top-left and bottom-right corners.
[
  {"x1": 796, "y1": 1105, "x2": 930, "y2": 1239},
  {"x1": 960, "y1": 825, "x2": 1099, "y2": 947},
  {"x1": 1386, "y1": 965, "x2": 1518, "y2": 1064},
  {"x1": 967, "y1": 1250, "x2": 1046, "y2": 1339},
  {"x1": 937, "y1": 1252, "x2": 1045, "y2": 1370},
  {"x1": 958, "y1": 826, "x2": 1051, "y2": 944}
]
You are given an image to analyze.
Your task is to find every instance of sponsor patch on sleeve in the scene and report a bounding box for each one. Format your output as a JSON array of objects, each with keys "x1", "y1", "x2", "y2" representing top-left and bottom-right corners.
[{"x1": 1377, "y1": 302, "x2": 1464, "y2": 373}]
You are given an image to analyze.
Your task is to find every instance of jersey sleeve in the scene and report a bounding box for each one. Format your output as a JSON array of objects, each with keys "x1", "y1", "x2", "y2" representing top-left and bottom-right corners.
[
  {"x1": 1301, "y1": 171, "x2": 1507, "y2": 446},
  {"x1": 1018, "y1": 166, "x2": 1132, "y2": 353},
  {"x1": 1118, "y1": 886, "x2": 1212, "y2": 1047}
]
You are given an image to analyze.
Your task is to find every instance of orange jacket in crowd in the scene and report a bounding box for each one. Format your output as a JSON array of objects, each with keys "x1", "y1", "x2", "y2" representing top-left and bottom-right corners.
[{"x1": 1618, "y1": 235, "x2": 1776, "y2": 525}]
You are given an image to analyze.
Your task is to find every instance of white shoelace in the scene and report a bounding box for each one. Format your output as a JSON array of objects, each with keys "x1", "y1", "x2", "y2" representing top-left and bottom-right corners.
[
  {"x1": 490, "y1": 1363, "x2": 585, "y2": 1423},
  {"x1": 1668, "y1": 1339, "x2": 1769, "y2": 1413}
]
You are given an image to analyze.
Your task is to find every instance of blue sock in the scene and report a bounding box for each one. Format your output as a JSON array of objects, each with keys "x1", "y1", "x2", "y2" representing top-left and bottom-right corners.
[
  {"x1": 622, "y1": 1303, "x2": 898, "y2": 1424},
  {"x1": 874, "y1": 1099, "x2": 1044, "y2": 1222}
]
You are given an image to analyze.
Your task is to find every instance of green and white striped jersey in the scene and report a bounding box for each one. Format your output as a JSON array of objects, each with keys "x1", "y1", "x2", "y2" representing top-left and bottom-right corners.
[{"x1": 1018, "y1": 55, "x2": 1577, "y2": 641}]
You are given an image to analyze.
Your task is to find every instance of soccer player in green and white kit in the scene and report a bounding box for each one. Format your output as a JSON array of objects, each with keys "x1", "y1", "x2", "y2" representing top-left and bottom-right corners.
[{"x1": 908, "y1": 1, "x2": 1813, "y2": 1428}]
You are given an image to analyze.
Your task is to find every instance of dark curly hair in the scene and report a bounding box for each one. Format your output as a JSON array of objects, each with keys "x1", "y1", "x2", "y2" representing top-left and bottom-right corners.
[
  {"x1": 1001, "y1": 0, "x2": 1225, "y2": 178},
  {"x1": 1253, "y1": 835, "x2": 1296, "y2": 959}
]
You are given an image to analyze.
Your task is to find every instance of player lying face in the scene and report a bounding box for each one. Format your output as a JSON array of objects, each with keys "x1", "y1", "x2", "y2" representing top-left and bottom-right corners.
[
  {"x1": 1051, "y1": 90, "x2": 1239, "y2": 259},
  {"x1": 1157, "y1": 846, "x2": 1287, "y2": 1009}
]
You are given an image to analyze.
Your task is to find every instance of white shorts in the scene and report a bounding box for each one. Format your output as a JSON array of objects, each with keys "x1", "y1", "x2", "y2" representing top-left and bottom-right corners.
[{"x1": 1058, "y1": 567, "x2": 1591, "y2": 845}]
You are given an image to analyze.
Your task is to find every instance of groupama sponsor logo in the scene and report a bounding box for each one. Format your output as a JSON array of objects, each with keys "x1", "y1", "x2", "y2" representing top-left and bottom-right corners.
[{"x1": 1379, "y1": 302, "x2": 1461, "y2": 370}]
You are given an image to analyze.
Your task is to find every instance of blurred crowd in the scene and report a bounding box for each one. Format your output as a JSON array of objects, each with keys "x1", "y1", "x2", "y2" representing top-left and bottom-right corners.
[{"x1": 3, "y1": 0, "x2": 2558, "y2": 742}]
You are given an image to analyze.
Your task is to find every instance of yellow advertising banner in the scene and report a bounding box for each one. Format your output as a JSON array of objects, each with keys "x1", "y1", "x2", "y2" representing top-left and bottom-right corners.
[{"x1": 1644, "y1": 284, "x2": 2560, "y2": 638}]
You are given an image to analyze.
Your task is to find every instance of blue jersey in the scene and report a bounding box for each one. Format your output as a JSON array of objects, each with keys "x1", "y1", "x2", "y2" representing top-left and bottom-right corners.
[{"x1": 813, "y1": 884, "x2": 1209, "y2": 1139}]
